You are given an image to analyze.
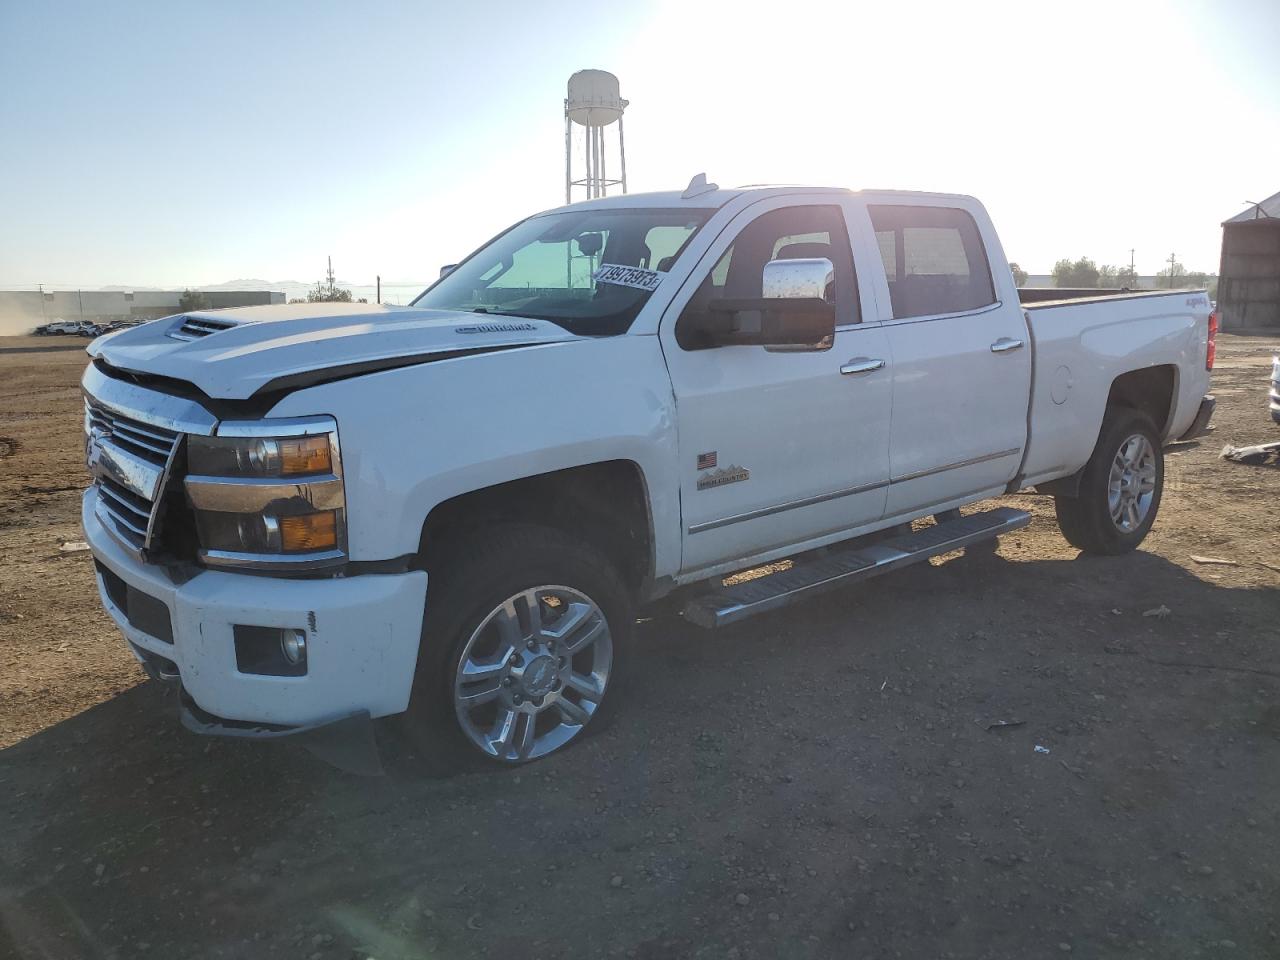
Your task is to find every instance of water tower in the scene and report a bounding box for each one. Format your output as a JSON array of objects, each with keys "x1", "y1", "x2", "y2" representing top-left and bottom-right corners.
[{"x1": 565, "y1": 70, "x2": 628, "y2": 203}]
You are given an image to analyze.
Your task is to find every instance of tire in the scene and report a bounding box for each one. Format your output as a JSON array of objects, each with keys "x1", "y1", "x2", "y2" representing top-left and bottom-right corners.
[
  {"x1": 1054, "y1": 407, "x2": 1164, "y2": 555},
  {"x1": 404, "y1": 523, "x2": 631, "y2": 765}
]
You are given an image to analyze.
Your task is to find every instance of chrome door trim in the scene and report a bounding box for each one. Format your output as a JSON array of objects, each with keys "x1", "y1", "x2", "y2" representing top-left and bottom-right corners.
[
  {"x1": 687, "y1": 478, "x2": 888, "y2": 534},
  {"x1": 877, "y1": 300, "x2": 1005, "y2": 329},
  {"x1": 889, "y1": 447, "x2": 1021, "y2": 485},
  {"x1": 688, "y1": 447, "x2": 1022, "y2": 534}
]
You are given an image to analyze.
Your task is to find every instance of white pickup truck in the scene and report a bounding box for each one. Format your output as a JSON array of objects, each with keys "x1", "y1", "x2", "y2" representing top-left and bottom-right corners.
[{"x1": 80, "y1": 179, "x2": 1216, "y2": 769}]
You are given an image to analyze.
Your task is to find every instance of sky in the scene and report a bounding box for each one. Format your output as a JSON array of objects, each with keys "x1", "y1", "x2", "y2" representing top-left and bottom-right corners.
[{"x1": 1, "y1": 0, "x2": 1277, "y2": 290}]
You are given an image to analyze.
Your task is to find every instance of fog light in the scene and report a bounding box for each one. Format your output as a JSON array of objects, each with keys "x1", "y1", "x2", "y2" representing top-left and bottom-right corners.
[{"x1": 280, "y1": 629, "x2": 307, "y2": 665}]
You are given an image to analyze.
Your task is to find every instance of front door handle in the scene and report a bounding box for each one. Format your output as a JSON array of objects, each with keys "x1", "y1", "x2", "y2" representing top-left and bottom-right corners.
[
  {"x1": 991, "y1": 337, "x2": 1025, "y2": 353},
  {"x1": 840, "y1": 357, "x2": 886, "y2": 375}
]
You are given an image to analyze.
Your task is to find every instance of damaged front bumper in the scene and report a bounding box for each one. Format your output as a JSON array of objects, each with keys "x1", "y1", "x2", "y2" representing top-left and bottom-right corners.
[{"x1": 84, "y1": 489, "x2": 427, "y2": 774}]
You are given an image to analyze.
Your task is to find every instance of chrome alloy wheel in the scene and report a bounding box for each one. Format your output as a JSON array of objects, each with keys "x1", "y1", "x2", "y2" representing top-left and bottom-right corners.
[
  {"x1": 453, "y1": 585, "x2": 612, "y2": 762},
  {"x1": 1108, "y1": 433, "x2": 1157, "y2": 532}
]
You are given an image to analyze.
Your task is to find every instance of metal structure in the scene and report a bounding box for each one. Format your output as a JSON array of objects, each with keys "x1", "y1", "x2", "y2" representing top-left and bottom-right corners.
[
  {"x1": 1218, "y1": 190, "x2": 1280, "y2": 329},
  {"x1": 565, "y1": 70, "x2": 628, "y2": 203}
]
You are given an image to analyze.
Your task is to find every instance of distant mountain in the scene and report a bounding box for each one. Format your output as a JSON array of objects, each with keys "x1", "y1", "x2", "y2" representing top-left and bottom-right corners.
[{"x1": 196, "y1": 279, "x2": 298, "y2": 291}]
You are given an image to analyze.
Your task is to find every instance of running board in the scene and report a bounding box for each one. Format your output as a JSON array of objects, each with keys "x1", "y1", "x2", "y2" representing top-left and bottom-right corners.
[{"x1": 682, "y1": 506, "x2": 1031, "y2": 629}]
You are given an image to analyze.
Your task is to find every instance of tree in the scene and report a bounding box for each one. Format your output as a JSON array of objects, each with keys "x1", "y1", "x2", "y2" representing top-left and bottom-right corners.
[
  {"x1": 1008, "y1": 262, "x2": 1028, "y2": 287},
  {"x1": 307, "y1": 256, "x2": 353, "y2": 303},
  {"x1": 178, "y1": 288, "x2": 210, "y2": 312},
  {"x1": 1098, "y1": 264, "x2": 1139, "y2": 288},
  {"x1": 1052, "y1": 257, "x2": 1100, "y2": 288},
  {"x1": 1156, "y1": 260, "x2": 1186, "y2": 288}
]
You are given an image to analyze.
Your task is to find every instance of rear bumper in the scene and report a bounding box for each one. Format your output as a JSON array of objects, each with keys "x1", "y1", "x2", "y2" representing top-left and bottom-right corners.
[
  {"x1": 83, "y1": 489, "x2": 428, "y2": 729},
  {"x1": 1178, "y1": 394, "x2": 1216, "y2": 441}
]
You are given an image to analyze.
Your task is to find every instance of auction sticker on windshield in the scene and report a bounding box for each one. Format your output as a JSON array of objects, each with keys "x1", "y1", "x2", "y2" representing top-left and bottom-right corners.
[{"x1": 593, "y1": 264, "x2": 663, "y2": 292}]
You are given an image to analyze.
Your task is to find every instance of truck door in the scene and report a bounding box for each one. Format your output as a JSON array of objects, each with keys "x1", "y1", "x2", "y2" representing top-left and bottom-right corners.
[
  {"x1": 860, "y1": 201, "x2": 1031, "y2": 517},
  {"x1": 660, "y1": 199, "x2": 893, "y2": 574}
]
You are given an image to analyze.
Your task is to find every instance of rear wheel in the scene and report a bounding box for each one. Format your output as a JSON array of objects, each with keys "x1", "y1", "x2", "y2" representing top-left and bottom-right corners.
[
  {"x1": 406, "y1": 523, "x2": 629, "y2": 764},
  {"x1": 1054, "y1": 407, "x2": 1164, "y2": 555}
]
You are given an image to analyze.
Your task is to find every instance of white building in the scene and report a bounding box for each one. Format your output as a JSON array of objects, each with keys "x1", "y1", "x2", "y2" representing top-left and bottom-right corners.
[{"x1": 0, "y1": 289, "x2": 285, "y2": 335}]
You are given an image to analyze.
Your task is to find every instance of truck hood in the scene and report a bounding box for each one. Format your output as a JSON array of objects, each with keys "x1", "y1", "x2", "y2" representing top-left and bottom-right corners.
[{"x1": 88, "y1": 302, "x2": 583, "y2": 401}]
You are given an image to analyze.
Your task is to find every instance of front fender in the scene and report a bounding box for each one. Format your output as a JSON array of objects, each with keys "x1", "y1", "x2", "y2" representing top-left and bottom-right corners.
[{"x1": 266, "y1": 337, "x2": 682, "y2": 576}]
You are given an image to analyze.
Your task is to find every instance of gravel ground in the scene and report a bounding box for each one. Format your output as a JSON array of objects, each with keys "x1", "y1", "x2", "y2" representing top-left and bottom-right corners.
[{"x1": 1, "y1": 332, "x2": 1278, "y2": 960}]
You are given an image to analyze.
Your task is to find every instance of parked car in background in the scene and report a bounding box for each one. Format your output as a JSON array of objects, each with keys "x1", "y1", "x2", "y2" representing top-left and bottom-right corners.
[
  {"x1": 34, "y1": 319, "x2": 79, "y2": 335},
  {"x1": 34, "y1": 320, "x2": 103, "y2": 337},
  {"x1": 102, "y1": 319, "x2": 146, "y2": 334},
  {"x1": 78, "y1": 181, "x2": 1216, "y2": 768}
]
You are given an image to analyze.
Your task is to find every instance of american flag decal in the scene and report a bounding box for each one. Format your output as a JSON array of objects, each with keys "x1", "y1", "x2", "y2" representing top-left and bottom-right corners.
[{"x1": 696, "y1": 451, "x2": 717, "y2": 470}]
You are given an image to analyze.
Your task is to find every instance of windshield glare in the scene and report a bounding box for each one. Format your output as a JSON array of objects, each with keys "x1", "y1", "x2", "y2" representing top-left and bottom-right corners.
[{"x1": 412, "y1": 208, "x2": 709, "y2": 335}]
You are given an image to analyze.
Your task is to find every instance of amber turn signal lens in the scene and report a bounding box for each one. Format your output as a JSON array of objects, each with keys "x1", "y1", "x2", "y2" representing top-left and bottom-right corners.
[
  {"x1": 279, "y1": 436, "x2": 332, "y2": 475},
  {"x1": 278, "y1": 511, "x2": 338, "y2": 552}
]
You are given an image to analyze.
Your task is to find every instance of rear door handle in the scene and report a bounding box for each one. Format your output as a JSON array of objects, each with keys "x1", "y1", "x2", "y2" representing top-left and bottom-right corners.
[
  {"x1": 840, "y1": 357, "x2": 886, "y2": 375},
  {"x1": 990, "y1": 337, "x2": 1025, "y2": 353}
]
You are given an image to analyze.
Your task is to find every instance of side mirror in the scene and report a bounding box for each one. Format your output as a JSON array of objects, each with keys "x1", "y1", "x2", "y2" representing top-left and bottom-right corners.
[
  {"x1": 762, "y1": 257, "x2": 833, "y2": 301},
  {"x1": 697, "y1": 257, "x2": 836, "y2": 347},
  {"x1": 439, "y1": 263, "x2": 458, "y2": 279}
]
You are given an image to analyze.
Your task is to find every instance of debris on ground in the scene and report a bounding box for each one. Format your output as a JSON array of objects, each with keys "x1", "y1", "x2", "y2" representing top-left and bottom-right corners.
[
  {"x1": 1034, "y1": 745, "x2": 1051, "y2": 755},
  {"x1": 1220, "y1": 440, "x2": 1280, "y2": 466},
  {"x1": 1143, "y1": 605, "x2": 1172, "y2": 619},
  {"x1": 58, "y1": 540, "x2": 90, "y2": 553},
  {"x1": 1190, "y1": 555, "x2": 1239, "y2": 566},
  {"x1": 982, "y1": 719, "x2": 1025, "y2": 730}
]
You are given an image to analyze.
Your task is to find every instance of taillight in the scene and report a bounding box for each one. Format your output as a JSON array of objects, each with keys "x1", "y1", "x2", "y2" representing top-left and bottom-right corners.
[{"x1": 1206, "y1": 311, "x2": 1218, "y2": 370}]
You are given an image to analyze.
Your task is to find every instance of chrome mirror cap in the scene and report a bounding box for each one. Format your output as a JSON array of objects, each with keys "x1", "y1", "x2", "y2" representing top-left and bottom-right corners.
[{"x1": 762, "y1": 257, "x2": 833, "y2": 301}]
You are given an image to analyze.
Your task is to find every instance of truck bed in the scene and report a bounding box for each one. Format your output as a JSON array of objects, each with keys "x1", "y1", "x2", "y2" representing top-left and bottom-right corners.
[{"x1": 1016, "y1": 287, "x2": 1212, "y2": 488}]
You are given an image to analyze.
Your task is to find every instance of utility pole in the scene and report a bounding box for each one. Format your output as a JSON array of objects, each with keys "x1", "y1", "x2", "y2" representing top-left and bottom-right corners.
[
  {"x1": 1167, "y1": 251, "x2": 1178, "y2": 288},
  {"x1": 1129, "y1": 248, "x2": 1136, "y2": 279},
  {"x1": 376, "y1": 275, "x2": 381, "y2": 304},
  {"x1": 38, "y1": 283, "x2": 47, "y2": 322}
]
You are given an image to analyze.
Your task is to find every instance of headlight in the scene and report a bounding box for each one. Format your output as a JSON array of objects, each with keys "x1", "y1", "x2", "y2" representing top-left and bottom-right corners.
[
  {"x1": 188, "y1": 434, "x2": 333, "y2": 477},
  {"x1": 184, "y1": 417, "x2": 346, "y2": 571}
]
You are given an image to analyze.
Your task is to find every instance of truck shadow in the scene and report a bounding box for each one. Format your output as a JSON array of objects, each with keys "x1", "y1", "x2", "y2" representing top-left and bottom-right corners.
[{"x1": 3, "y1": 549, "x2": 1279, "y2": 958}]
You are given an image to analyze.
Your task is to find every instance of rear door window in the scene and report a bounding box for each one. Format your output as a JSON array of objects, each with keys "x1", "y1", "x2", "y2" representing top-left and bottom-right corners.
[{"x1": 869, "y1": 205, "x2": 996, "y2": 319}]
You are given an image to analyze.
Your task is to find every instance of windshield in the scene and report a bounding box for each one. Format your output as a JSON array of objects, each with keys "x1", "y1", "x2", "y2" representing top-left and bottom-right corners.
[{"x1": 411, "y1": 208, "x2": 710, "y2": 335}]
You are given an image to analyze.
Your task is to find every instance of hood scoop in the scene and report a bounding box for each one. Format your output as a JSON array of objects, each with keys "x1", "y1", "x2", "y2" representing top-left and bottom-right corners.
[{"x1": 168, "y1": 314, "x2": 240, "y2": 341}]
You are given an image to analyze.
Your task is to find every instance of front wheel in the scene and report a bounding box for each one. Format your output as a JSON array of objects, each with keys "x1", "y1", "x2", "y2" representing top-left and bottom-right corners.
[
  {"x1": 1054, "y1": 407, "x2": 1164, "y2": 555},
  {"x1": 407, "y1": 524, "x2": 629, "y2": 764}
]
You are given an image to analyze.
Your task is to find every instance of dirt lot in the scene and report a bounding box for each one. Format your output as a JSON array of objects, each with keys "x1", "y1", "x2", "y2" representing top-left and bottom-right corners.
[{"x1": 1, "y1": 332, "x2": 1278, "y2": 960}]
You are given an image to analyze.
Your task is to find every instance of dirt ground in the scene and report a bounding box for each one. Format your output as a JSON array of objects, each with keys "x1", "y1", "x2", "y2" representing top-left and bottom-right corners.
[{"x1": 1, "y1": 332, "x2": 1278, "y2": 960}]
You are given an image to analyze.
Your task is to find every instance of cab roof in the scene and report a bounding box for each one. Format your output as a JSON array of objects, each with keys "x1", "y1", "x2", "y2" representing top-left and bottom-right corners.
[{"x1": 537, "y1": 183, "x2": 975, "y2": 217}]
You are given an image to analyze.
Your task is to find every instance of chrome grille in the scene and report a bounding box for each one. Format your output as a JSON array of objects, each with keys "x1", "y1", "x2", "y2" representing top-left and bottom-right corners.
[
  {"x1": 169, "y1": 315, "x2": 236, "y2": 341},
  {"x1": 85, "y1": 399, "x2": 179, "y2": 466},
  {"x1": 85, "y1": 397, "x2": 182, "y2": 553}
]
